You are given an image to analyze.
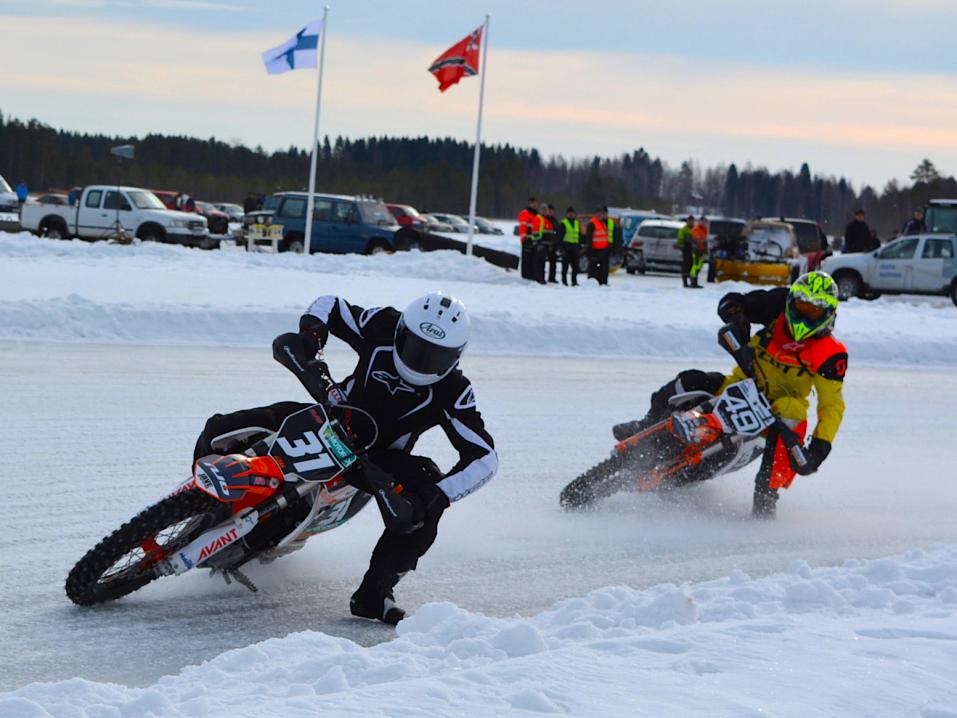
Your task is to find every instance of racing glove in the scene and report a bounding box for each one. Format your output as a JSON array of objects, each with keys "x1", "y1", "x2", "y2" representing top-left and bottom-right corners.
[
  {"x1": 398, "y1": 480, "x2": 450, "y2": 528},
  {"x1": 792, "y1": 437, "x2": 831, "y2": 476},
  {"x1": 272, "y1": 332, "x2": 332, "y2": 402}
]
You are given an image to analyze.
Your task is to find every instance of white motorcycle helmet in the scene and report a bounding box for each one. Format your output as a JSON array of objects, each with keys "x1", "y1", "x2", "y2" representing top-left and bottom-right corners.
[{"x1": 394, "y1": 292, "x2": 470, "y2": 386}]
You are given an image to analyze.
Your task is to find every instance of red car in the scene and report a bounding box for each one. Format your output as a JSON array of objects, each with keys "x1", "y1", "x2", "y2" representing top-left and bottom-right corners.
[{"x1": 387, "y1": 203, "x2": 428, "y2": 231}]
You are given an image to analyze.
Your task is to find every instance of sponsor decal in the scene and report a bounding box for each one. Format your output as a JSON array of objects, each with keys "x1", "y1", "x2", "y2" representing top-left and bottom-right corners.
[
  {"x1": 419, "y1": 321, "x2": 446, "y2": 340},
  {"x1": 197, "y1": 527, "x2": 239, "y2": 561},
  {"x1": 321, "y1": 423, "x2": 357, "y2": 466},
  {"x1": 178, "y1": 552, "x2": 194, "y2": 570},
  {"x1": 372, "y1": 370, "x2": 416, "y2": 396}
]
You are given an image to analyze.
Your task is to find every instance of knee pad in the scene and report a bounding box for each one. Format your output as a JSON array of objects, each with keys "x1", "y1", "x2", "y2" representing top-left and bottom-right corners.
[{"x1": 675, "y1": 370, "x2": 725, "y2": 396}]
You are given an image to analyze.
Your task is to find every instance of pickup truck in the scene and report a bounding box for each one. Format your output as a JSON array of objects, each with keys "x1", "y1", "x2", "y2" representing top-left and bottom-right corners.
[
  {"x1": 822, "y1": 233, "x2": 957, "y2": 306},
  {"x1": 20, "y1": 185, "x2": 211, "y2": 247},
  {"x1": 266, "y1": 192, "x2": 398, "y2": 253}
]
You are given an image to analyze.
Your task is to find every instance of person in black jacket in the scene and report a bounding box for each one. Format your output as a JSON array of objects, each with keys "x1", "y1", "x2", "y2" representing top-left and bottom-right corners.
[
  {"x1": 901, "y1": 209, "x2": 927, "y2": 236},
  {"x1": 843, "y1": 209, "x2": 871, "y2": 253},
  {"x1": 193, "y1": 291, "x2": 498, "y2": 624}
]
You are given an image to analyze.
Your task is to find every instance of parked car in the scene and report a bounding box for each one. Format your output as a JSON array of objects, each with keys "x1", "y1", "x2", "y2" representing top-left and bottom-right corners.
[
  {"x1": 387, "y1": 203, "x2": 428, "y2": 231},
  {"x1": 0, "y1": 174, "x2": 17, "y2": 212},
  {"x1": 474, "y1": 217, "x2": 504, "y2": 235},
  {"x1": 194, "y1": 201, "x2": 230, "y2": 235},
  {"x1": 624, "y1": 219, "x2": 685, "y2": 274},
  {"x1": 421, "y1": 213, "x2": 455, "y2": 232},
  {"x1": 822, "y1": 234, "x2": 957, "y2": 305},
  {"x1": 613, "y1": 209, "x2": 673, "y2": 246},
  {"x1": 151, "y1": 190, "x2": 183, "y2": 210},
  {"x1": 427, "y1": 213, "x2": 471, "y2": 233},
  {"x1": 715, "y1": 217, "x2": 831, "y2": 285},
  {"x1": 780, "y1": 217, "x2": 831, "y2": 270},
  {"x1": 266, "y1": 192, "x2": 399, "y2": 253},
  {"x1": 213, "y1": 202, "x2": 245, "y2": 222},
  {"x1": 20, "y1": 185, "x2": 210, "y2": 246}
]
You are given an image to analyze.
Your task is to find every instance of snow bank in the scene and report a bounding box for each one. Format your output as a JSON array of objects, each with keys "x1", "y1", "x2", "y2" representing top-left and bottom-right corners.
[
  {"x1": 1, "y1": 232, "x2": 956, "y2": 365},
  {"x1": 4, "y1": 545, "x2": 956, "y2": 717}
]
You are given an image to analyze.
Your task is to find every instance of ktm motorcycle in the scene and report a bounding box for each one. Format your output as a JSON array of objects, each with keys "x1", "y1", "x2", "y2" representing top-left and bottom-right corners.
[
  {"x1": 560, "y1": 324, "x2": 809, "y2": 509},
  {"x1": 66, "y1": 389, "x2": 408, "y2": 606}
]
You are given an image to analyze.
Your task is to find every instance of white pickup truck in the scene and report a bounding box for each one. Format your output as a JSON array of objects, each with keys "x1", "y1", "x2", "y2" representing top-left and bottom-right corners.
[
  {"x1": 20, "y1": 185, "x2": 211, "y2": 247},
  {"x1": 822, "y1": 233, "x2": 957, "y2": 306}
]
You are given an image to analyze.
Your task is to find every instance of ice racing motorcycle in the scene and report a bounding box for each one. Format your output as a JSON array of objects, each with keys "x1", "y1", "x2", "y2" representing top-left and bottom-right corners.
[
  {"x1": 560, "y1": 324, "x2": 810, "y2": 509},
  {"x1": 66, "y1": 395, "x2": 401, "y2": 606}
]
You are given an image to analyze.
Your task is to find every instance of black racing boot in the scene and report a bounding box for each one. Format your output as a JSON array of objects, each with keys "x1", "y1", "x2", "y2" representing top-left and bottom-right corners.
[
  {"x1": 350, "y1": 577, "x2": 406, "y2": 625},
  {"x1": 612, "y1": 417, "x2": 654, "y2": 441},
  {"x1": 752, "y1": 488, "x2": 779, "y2": 519}
]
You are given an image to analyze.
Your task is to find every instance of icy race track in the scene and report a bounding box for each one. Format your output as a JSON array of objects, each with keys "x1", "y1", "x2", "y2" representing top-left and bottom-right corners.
[{"x1": 1, "y1": 235, "x2": 957, "y2": 715}]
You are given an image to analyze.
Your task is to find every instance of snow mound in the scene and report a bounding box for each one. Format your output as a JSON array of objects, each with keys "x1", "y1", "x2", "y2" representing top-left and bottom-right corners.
[
  {"x1": 2, "y1": 232, "x2": 956, "y2": 364},
  {"x1": 4, "y1": 545, "x2": 956, "y2": 717}
]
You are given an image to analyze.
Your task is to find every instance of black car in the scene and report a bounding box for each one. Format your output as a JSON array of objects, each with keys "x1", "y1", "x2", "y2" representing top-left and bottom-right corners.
[{"x1": 475, "y1": 217, "x2": 504, "y2": 235}]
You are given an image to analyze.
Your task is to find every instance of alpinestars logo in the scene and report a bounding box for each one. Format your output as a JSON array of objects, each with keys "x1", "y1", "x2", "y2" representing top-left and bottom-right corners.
[
  {"x1": 372, "y1": 370, "x2": 416, "y2": 395},
  {"x1": 454, "y1": 384, "x2": 476, "y2": 410},
  {"x1": 359, "y1": 307, "x2": 383, "y2": 328}
]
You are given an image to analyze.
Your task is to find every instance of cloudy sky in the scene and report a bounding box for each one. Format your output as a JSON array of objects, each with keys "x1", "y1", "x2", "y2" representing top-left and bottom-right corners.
[{"x1": 2, "y1": 0, "x2": 956, "y2": 189}]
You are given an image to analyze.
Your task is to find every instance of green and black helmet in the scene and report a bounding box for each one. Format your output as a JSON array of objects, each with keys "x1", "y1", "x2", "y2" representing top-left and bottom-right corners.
[{"x1": 785, "y1": 271, "x2": 839, "y2": 341}]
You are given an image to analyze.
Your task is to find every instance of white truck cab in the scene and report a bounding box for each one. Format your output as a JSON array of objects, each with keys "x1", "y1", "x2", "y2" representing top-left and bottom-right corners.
[
  {"x1": 822, "y1": 234, "x2": 957, "y2": 306},
  {"x1": 20, "y1": 185, "x2": 211, "y2": 247}
]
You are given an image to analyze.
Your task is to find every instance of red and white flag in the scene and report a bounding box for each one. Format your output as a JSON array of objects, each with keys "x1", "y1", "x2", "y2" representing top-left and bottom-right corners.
[{"x1": 428, "y1": 26, "x2": 483, "y2": 92}]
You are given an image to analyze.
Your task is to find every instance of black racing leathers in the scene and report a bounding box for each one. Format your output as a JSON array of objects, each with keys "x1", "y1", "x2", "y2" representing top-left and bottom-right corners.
[{"x1": 197, "y1": 296, "x2": 498, "y2": 602}]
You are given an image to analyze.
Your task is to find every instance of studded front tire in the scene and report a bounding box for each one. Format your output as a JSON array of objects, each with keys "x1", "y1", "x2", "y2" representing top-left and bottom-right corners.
[{"x1": 65, "y1": 490, "x2": 228, "y2": 606}]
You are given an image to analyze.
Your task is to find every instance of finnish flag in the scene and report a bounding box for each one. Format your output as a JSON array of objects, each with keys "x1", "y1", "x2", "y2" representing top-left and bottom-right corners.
[{"x1": 261, "y1": 19, "x2": 323, "y2": 75}]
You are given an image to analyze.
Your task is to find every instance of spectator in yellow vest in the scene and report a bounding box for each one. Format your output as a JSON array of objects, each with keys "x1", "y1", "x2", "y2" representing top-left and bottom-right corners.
[{"x1": 558, "y1": 207, "x2": 582, "y2": 286}]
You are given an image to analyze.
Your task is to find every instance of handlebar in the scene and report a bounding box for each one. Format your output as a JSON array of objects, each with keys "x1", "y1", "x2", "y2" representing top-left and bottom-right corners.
[{"x1": 718, "y1": 323, "x2": 809, "y2": 473}]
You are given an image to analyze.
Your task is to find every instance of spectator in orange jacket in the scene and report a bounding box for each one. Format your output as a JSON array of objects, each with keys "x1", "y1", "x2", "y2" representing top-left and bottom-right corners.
[{"x1": 689, "y1": 217, "x2": 709, "y2": 288}]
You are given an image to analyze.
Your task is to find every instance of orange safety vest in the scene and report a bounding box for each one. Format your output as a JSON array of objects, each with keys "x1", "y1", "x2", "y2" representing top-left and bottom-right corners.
[
  {"x1": 590, "y1": 217, "x2": 611, "y2": 249},
  {"x1": 518, "y1": 208, "x2": 537, "y2": 241}
]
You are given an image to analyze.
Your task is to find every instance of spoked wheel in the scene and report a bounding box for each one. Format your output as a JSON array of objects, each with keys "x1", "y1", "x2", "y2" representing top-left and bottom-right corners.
[
  {"x1": 66, "y1": 490, "x2": 229, "y2": 606},
  {"x1": 560, "y1": 454, "x2": 631, "y2": 509},
  {"x1": 561, "y1": 424, "x2": 678, "y2": 509}
]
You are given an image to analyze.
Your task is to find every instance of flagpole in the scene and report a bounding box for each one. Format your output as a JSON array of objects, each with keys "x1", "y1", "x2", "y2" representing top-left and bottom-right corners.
[
  {"x1": 465, "y1": 14, "x2": 489, "y2": 257},
  {"x1": 303, "y1": 5, "x2": 329, "y2": 257}
]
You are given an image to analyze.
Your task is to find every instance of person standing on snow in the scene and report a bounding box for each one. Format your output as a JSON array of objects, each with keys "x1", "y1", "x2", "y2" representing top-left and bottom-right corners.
[
  {"x1": 529, "y1": 205, "x2": 550, "y2": 284},
  {"x1": 901, "y1": 209, "x2": 927, "y2": 236},
  {"x1": 612, "y1": 271, "x2": 847, "y2": 518},
  {"x1": 843, "y1": 209, "x2": 871, "y2": 253},
  {"x1": 193, "y1": 291, "x2": 498, "y2": 624},
  {"x1": 518, "y1": 197, "x2": 539, "y2": 280},
  {"x1": 676, "y1": 215, "x2": 694, "y2": 287},
  {"x1": 689, "y1": 217, "x2": 709, "y2": 288},
  {"x1": 585, "y1": 206, "x2": 616, "y2": 286},
  {"x1": 15, "y1": 179, "x2": 29, "y2": 205},
  {"x1": 542, "y1": 204, "x2": 560, "y2": 284},
  {"x1": 558, "y1": 207, "x2": 582, "y2": 286}
]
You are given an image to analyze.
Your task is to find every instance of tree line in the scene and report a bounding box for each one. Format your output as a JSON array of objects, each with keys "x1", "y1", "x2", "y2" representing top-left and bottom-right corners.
[{"x1": 2, "y1": 109, "x2": 954, "y2": 237}]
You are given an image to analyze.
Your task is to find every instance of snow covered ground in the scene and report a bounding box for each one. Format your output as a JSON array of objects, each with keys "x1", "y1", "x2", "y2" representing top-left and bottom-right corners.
[
  {"x1": 1, "y1": 231, "x2": 956, "y2": 715},
  {"x1": 1, "y1": 232, "x2": 954, "y2": 364},
  {"x1": 5, "y1": 543, "x2": 957, "y2": 717}
]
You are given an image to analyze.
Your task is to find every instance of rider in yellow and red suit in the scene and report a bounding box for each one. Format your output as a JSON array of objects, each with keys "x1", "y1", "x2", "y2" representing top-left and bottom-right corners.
[{"x1": 613, "y1": 272, "x2": 847, "y2": 517}]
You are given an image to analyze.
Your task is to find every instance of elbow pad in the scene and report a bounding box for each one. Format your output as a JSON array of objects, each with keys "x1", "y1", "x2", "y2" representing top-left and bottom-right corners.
[
  {"x1": 717, "y1": 293, "x2": 746, "y2": 323},
  {"x1": 298, "y1": 314, "x2": 328, "y2": 355}
]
